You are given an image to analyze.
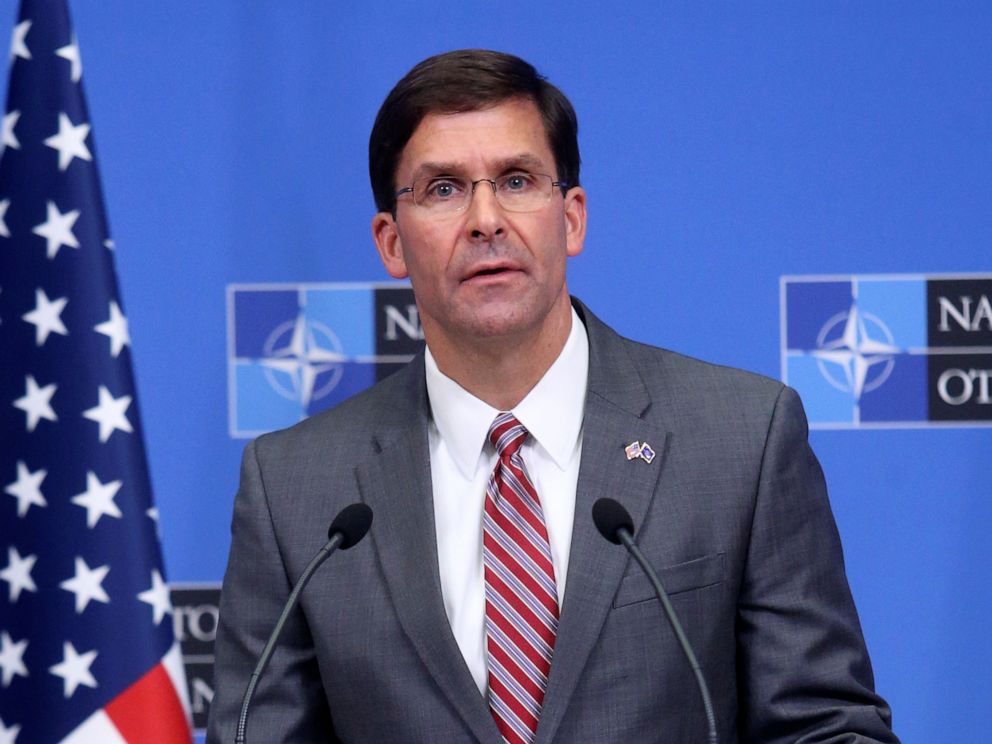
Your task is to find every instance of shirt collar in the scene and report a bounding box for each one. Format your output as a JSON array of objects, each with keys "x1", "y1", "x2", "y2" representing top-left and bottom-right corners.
[{"x1": 425, "y1": 307, "x2": 589, "y2": 478}]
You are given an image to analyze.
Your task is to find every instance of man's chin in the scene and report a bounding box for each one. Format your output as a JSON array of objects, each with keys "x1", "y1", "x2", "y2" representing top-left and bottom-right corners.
[
  {"x1": 448, "y1": 298, "x2": 566, "y2": 343},
  {"x1": 462, "y1": 314, "x2": 530, "y2": 340}
]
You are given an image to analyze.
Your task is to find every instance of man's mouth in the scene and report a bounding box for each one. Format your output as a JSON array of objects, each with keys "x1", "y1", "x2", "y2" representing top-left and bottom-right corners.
[
  {"x1": 472, "y1": 267, "x2": 509, "y2": 277},
  {"x1": 463, "y1": 261, "x2": 522, "y2": 282}
]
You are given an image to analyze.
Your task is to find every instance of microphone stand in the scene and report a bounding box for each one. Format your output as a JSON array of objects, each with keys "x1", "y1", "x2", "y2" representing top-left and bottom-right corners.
[
  {"x1": 234, "y1": 531, "x2": 344, "y2": 744},
  {"x1": 615, "y1": 527, "x2": 719, "y2": 744}
]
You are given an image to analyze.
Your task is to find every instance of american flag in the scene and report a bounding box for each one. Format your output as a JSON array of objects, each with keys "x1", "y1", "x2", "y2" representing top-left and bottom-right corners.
[{"x1": 0, "y1": 1, "x2": 193, "y2": 741}]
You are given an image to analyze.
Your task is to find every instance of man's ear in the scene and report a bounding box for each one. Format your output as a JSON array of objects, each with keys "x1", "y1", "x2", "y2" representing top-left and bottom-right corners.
[
  {"x1": 371, "y1": 212, "x2": 408, "y2": 278},
  {"x1": 563, "y1": 186, "x2": 587, "y2": 257}
]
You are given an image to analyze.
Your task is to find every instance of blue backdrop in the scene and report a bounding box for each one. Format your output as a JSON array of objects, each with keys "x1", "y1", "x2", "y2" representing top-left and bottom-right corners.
[{"x1": 3, "y1": 3, "x2": 988, "y2": 741}]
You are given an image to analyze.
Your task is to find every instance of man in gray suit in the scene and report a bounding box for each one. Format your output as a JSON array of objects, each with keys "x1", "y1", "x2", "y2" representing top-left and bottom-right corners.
[{"x1": 208, "y1": 50, "x2": 898, "y2": 743}]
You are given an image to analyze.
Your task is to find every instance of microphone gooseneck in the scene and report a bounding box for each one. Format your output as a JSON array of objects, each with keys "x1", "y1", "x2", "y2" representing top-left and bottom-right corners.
[
  {"x1": 592, "y1": 497, "x2": 719, "y2": 744},
  {"x1": 235, "y1": 502, "x2": 374, "y2": 744}
]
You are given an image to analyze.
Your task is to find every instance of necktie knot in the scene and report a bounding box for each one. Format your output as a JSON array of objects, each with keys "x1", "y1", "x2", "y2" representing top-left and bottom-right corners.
[{"x1": 488, "y1": 412, "x2": 527, "y2": 460}]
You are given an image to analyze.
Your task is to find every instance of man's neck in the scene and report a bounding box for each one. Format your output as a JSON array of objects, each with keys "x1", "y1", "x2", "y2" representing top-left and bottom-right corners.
[{"x1": 425, "y1": 301, "x2": 574, "y2": 411}]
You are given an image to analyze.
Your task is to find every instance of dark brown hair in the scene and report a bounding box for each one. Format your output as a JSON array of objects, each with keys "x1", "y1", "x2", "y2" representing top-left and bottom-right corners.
[{"x1": 369, "y1": 49, "x2": 581, "y2": 214}]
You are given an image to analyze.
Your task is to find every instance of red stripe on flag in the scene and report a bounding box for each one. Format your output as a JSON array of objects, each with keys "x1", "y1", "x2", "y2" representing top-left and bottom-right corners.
[{"x1": 105, "y1": 662, "x2": 191, "y2": 743}]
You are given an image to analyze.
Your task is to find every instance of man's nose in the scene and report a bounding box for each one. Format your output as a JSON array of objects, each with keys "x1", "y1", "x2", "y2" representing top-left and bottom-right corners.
[{"x1": 466, "y1": 179, "x2": 506, "y2": 241}]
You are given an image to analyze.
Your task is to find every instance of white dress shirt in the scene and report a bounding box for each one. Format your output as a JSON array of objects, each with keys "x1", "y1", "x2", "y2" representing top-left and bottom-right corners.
[{"x1": 424, "y1": 308, "x2": 589, "y2": 697}]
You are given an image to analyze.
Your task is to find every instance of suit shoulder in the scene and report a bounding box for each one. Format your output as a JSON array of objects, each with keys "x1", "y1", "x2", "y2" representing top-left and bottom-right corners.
[
  {"x1": 624, "y1": 336, "x2": 784, "y2": 399},
  {"x1": 252, "y1": 358, "x2": 422, "y2": 457},
  {"x1": 612, "y1": 335, "x2": 803, "y2": 438},
  {"x1": 577, "y1": 299, "x2": 786, "y2": 411}
]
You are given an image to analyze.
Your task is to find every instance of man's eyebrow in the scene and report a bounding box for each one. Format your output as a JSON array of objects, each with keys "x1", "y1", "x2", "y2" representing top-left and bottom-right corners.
[
  {"x1": 490, "y1": 153, "x2": 547, "y2": 173},
  {"x1": 408, "y1": 153, "x2": 550, "y2": 181},
  {"x1": 410, "y1": 162, "x2": 461, "y2": 181}
]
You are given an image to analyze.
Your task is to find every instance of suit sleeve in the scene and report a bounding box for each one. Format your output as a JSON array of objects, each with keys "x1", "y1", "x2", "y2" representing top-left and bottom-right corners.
[
  {"x1": 206, "y1": 440, "x2": 338, "y2": 744},
  {"x1": 736, "y1": 386, "x2": 899, "y2": 743}
]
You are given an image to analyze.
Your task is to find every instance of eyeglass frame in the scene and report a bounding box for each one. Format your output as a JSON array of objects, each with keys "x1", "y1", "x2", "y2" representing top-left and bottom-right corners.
[{"x1": 393, "y1": 172, "x2": 571, "y2": 214}]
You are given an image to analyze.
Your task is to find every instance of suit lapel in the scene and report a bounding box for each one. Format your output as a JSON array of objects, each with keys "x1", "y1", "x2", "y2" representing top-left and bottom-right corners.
[
  {"x1": 535, "y1": 302, "x2": 670, "y2": 744},
  {"x1": 356, "y1": 358, "x2": 501, "y2": 743}
]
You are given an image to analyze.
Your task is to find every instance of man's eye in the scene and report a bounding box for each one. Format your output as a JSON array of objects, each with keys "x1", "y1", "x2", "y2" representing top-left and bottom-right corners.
[
  {"x1": 502, "y1": 173, "x2": 534, "y2": 192},
  {"x1": 424, "y1": 179, "x2": 463, "y2": 200}
]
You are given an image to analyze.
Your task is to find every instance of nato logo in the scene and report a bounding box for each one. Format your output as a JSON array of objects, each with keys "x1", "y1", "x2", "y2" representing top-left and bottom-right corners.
[
  {"x1": 781, "y1": 274, "x2": 992, "y2": 428},
  {"x1": 227, "y1": 283, "x2": 422, "y2": 437}
]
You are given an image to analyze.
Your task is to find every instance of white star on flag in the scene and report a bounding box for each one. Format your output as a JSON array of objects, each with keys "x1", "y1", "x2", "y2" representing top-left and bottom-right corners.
[
  {"x1": 71, "y1": 471, "x2": 123, "y2": 528},
  {"x1": 0, "y1": 632, "x2": 28, "y2": 688},
  {"x1": 43, "y1": 112, "x2": 91, "y2": 171},
  {"x1": 59, "y1": 556, "x2": 111, "y2": 613},
  {"x1": 48, "y1": 642, "x2": 98, "y2": 699},
  {"x1": 137, "y1": 569, "x2": 172, "y2": 625},
  {"x1": 0, "y1": 198, "x2": 10, "y2": 237},
  {"x1": 31, "y1": 200, "x2": 80, "y2": 259},
  {"x1": 0, "y1": 716, "x2": 20, "y2": 744},
  {"x1": 4, "y1": 460, "x2": 47, "y2": 517},
  {"x1": 94, "y1": 300, "x2": 130, "y2": 357},
  {"x1": 82, "y1": 385, "x2": 133, "y2": 442},
  {"x1": 1, "y1": 111, "x2": 19, "y2": 152},
  {"x1": 10, "y1": 20, "x2": 31, "y2": 61},
  {"x1": 13, "y1": 374, "x2": 57, "y2": 431},
  {"x1": 55, "y1": 33, "x2": 82, "y2": 83},
  {"x1": 21, "y1": 287, "x2": 68, "y2": 346},
  {"x1": 0, "y1": 547, "x2": 37, "y2": 602},
  {"x1": 146, "y1": 506, "x2": 162, "y2": 539}
]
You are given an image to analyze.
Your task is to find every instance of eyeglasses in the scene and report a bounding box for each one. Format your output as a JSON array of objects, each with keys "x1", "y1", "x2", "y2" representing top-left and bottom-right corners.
[{"x1": 395, "y1": 172, "x2": 568, "y2": 214}]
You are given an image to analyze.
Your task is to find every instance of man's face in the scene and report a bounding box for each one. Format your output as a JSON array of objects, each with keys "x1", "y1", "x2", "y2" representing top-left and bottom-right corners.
[{"x1": 372, "y1": 97, "x2": 586, "y2": 356}]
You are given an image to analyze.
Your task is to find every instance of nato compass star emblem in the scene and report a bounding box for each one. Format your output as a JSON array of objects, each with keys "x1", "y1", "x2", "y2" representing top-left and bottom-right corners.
[
  {"x1": 260, "y1": 314, "x2": 347, "y2": 408},
  {"x1": 813, "y1": 303, "x2": 899, "y2": 400}
]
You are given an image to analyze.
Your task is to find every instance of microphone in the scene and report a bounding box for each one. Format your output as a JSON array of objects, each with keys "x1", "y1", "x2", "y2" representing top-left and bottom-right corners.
[
  {"x1": 592, "y1": 498, "x2": 718, "y2": 744},
  {"x1": 235, "y1": 503, "x2": 373, "y2": 744}
]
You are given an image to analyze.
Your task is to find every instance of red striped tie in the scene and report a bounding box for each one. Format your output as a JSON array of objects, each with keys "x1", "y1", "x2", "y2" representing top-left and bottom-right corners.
[{"x1": 483, "y1": 413, "x2": 559, "y2": 744}]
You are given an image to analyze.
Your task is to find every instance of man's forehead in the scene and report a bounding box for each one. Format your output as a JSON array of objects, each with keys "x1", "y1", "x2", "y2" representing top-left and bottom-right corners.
[{"x1": 397, "y1": 99, "x2": 554, "y2": 177}]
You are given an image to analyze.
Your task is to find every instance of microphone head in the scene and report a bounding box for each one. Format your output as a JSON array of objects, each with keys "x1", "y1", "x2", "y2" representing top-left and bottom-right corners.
[
  {"x1": 328, "y1": 503, "x2": 374, "y2": 549},
  {"x1": 592, "y1": 498, "x2": 635, "y2": 545}
]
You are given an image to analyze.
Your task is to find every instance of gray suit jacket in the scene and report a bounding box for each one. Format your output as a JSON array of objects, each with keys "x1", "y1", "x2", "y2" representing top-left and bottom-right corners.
[{"x1": 208, "y1": 300, "x2": 897, "y2": 743}]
